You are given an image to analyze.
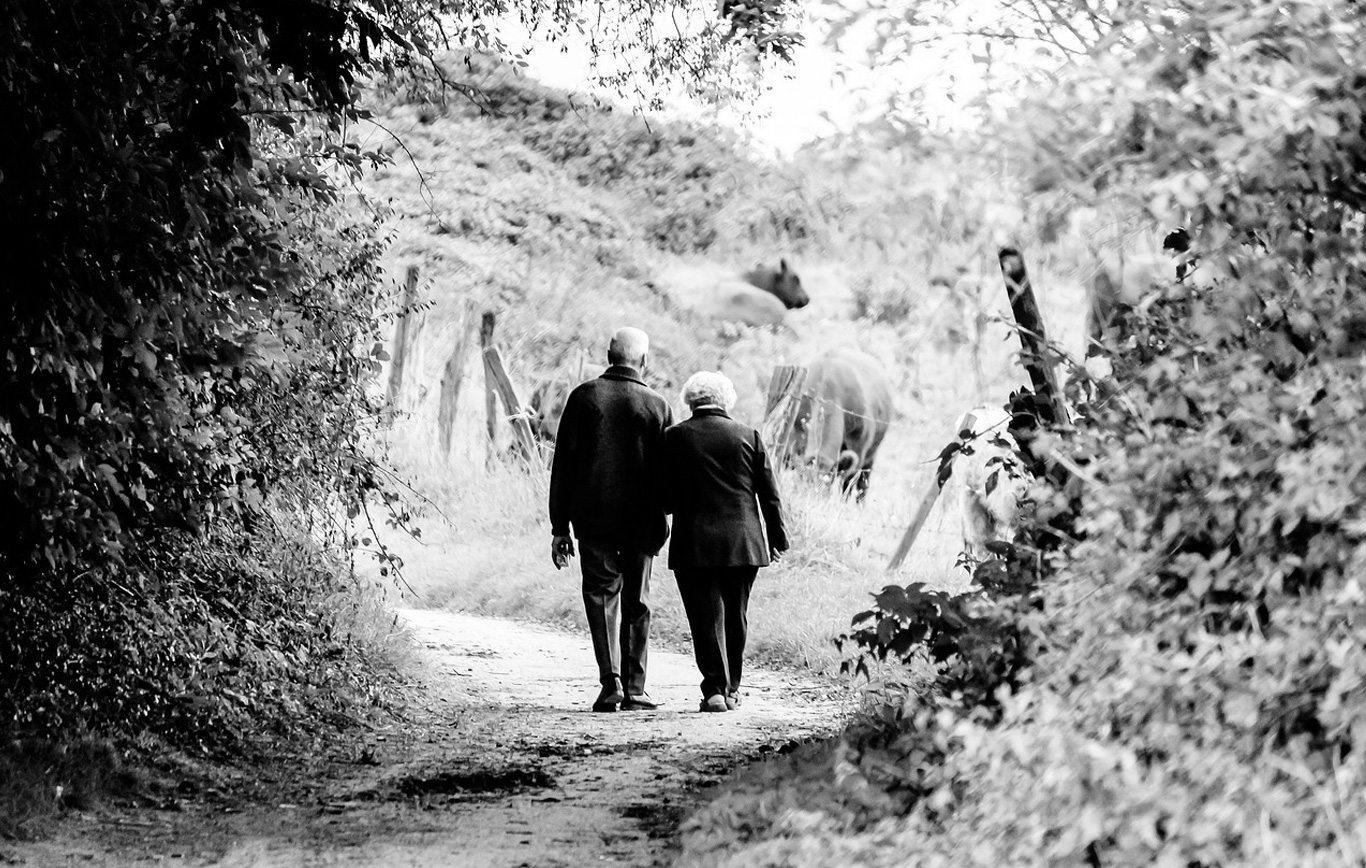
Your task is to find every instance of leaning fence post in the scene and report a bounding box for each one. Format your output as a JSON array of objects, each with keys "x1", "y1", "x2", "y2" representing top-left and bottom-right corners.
[
  {"x1": 482, "y1": 345, "x2": 540, "y2": 464},
  {"x1": 998, "y1": 246, "x2": 1069, "y2": 428},
  {"x1": 886, "y1": 476, "x2": 945, "y2": 572},
  {"x1": 762, "y1": 365, "x2": 807, "y2": 465},
  {"x1": 887, "y1": 405, "x2": 1007, "y2": 571},
  {"x1": 886, "y1": 414, "x2": 973, "y2": 571}
]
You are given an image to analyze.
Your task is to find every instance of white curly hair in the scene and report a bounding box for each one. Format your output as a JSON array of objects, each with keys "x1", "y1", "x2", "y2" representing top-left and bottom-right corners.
[{"x1": 680, "y1": 370, "x2": 737, "y2": 411}]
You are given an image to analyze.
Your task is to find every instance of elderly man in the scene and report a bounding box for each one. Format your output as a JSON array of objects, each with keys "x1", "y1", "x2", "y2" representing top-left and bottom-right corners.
[{"x1": 548, "y1": 327, "x2": 674, "y2": 712}]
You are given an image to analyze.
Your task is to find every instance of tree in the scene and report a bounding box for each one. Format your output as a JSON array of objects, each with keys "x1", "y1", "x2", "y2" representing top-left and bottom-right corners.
[
  {"x1": 830, "y1": 1, "x2": 1366, "y2": 862},
  {"x1": 0, "y1": 0, "x2": 798, "y2": 740}
]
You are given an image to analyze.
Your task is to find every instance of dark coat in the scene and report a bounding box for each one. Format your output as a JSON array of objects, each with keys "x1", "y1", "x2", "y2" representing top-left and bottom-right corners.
[
  {"x1": 662, "y1": 408, "x2": 789, "y2": 570},
  {"x1": 548, "y1": 365, "x2": 674, "y2": 554}
]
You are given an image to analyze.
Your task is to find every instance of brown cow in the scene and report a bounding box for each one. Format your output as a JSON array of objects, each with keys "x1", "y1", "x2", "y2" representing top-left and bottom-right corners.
[
  {"x1": 742, "y1": 259, "x2": 809, "y2": 309},
  {"x1": 788, "y1": 348, "x2": 895, "y2": 500},
  {"x1": 527, "y1": 376, "x2": 572, "y2": 443},
  {"x1": 503, "y1": 376, "x2": 572, "y2": 466},
  {"x1": 707, "y1": 281, "x2": 790, "y2": 327}
]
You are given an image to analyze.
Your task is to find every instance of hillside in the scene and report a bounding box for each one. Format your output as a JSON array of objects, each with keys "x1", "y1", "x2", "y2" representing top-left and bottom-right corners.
[
  {"x1": 357, "y1": 53, "x2": 822, "y2": 405},
  {"x1": 354, "y1": 51, "x2": 1089, "y2": 516},
  {"x1": 322, "y1": 58, "x2": 1123, "y2": 722}
]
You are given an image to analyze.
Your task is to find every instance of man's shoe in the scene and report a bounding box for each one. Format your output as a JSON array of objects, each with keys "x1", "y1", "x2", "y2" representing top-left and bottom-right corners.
[
  {"x1": 725, "y1": 693, "x2": 741, "y2": 710},
  {"x1": 593, "y1": 681, "x2": 624, "y2": 713},
  {"x1": 699, "y1": 694, "x2": 729, "y2": 713},
  {"x1": 621, "y1": 693, "x2": 660, "y2": 711}
]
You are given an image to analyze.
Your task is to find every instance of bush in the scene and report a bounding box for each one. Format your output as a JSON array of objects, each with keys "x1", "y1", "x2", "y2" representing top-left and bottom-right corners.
[
  {"x1": 0, "y1": 0, "x2": 410, "y2": 745},
  {"x1": 850, "y1": 278, "x2": 915, "y2": 325},
  {"x1": 0, "y1": 737, "x2": 131, "y2": 839}
]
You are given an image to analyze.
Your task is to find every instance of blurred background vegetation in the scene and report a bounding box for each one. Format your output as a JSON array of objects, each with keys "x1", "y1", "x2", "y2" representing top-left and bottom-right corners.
[{"x1": 6, "y1": 0, "x2": 1366, "y2": 863}]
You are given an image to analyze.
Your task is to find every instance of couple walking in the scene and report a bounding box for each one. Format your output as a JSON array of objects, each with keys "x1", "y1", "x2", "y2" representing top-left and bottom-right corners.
[{"x1": 548, "y1": 327, "x2": 789, "y2": 713}]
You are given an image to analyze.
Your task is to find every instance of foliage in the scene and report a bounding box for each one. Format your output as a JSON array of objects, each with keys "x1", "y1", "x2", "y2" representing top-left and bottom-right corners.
[
  {"x1": 0, "y1": 0, "x2": 411, "y2": 739},
  {"x1": 849, "y1": 278, "x2": 915, "y2": 325},
  {"x1": 791, "y1": 2, "x2": 1366, "y2": 865},
  {"x1": 381, "y1": 51, "x2": 826, "y2": 257},
  {"x1": 0, "y1": 737, "x2": 130, "y2": 839},
  {"x1": 838, "y1": 546, "x2": 1039, "y2": 714},
  {"x1": 0, "y1": 0, "x2": 808, "y2": 751}
]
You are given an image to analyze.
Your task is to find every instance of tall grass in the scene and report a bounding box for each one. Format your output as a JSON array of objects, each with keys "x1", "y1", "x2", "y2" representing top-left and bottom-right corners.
[{"x1": 369, "y1": 382, "x2": 978, "y2": 677}]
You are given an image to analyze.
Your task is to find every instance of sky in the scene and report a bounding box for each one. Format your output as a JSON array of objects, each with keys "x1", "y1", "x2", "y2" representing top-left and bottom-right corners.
[
  {"x1": 494, "y1": 2, "x2": 1040, "y2": 159},
  {"x1": 494, "y1": 4, "x2": 951, "y2": 157}
]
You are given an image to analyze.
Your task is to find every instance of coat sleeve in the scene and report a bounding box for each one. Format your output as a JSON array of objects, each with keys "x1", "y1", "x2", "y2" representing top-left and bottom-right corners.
[
  {"x1": 752, "y1": 429, "x2": 788, "y2": 553},
  {"x1": 658, "y1": 426, "x2": 678, "y2": 516},
  {"x1": 547, "y1": 391, "x2": 582, "y2": 537}
]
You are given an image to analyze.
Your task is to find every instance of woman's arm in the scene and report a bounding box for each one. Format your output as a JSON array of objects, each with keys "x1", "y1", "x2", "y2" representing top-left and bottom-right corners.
[{"x1": 752, "y1": 430, "x2": 788, "y2": 553}]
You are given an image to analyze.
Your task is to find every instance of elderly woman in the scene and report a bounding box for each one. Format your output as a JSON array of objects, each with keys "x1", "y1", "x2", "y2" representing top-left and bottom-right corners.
[{"x1": 662, "y1": 371, "x2": 789, "y2": 712}]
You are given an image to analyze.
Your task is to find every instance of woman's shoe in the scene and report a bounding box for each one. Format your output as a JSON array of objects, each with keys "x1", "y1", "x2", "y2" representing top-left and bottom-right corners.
[
  {"x1": 593, "y1": 679, "x2": 624, "y2": 712},
  {"x1": 699, "y1": 694, "x2": 729, "y2": 713}
]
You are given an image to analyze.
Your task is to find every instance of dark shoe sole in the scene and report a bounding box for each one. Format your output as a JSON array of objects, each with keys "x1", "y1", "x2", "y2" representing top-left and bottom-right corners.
[
  {"x1": 593, "y1": 685, "x2": 624, "y2": 713},
  {"x1": 699, "y1": 696, "x2": 729, "y2": 713}
]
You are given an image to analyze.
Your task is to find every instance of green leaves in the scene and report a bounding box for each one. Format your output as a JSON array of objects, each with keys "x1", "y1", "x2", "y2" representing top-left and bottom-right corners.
[{"x1": 0, "y1": 0, "x2": 413, "y2": 742}]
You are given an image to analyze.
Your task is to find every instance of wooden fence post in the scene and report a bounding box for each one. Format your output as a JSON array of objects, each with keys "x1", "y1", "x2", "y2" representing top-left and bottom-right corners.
[
  {"x1": 386, "y1": 265, "x2": 421, "y2": 421},
  {"x1": 482, "y1": 346, "x2": 540, "y2": 464},
  {"x1": 762, "y1": 365, "x2": 807, "y2": 466},
  {"x1": 998, "y1": 246, "x2": 1069, "y2": 428},
  {"x1": 437, "y1": 303, "x2": 475, "y2": 459},
  {"x1": 886, "y1": 407, "x2": 1002, "y2": 571},
  {"x1": 886, "y1": 476, "x2": 946, "y2": 572},
  {"x1": 480, "y1": 312, "x2": 498, "y2": 464}
]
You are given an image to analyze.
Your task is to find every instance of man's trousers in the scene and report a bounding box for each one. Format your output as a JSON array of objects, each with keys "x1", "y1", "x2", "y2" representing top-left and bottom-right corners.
[{"x1": 578, "y1": 540, "x2": 653, "y2": 695}]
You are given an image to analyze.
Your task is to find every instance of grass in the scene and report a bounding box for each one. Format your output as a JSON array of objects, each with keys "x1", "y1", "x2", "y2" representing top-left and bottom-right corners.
[
  {"x1": 366, "y1": 381, "x2": 978, "y2": 679},
  {"x1": 0, "y1": 737, "x2": 132, "y2": 839}
]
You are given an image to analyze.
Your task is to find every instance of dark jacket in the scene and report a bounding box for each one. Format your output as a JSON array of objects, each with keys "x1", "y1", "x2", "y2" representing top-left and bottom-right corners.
[
  {"x1": 548, "y1": 365, "x2": 674, "y2": 554},
  {"x1": 662, "y1": 407, "x2": 789, "y2": 570}
]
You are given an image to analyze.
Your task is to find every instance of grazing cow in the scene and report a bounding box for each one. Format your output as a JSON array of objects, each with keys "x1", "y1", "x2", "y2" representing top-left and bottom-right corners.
[
  {"x1": 708, "y1": 282, "x2": 791, "y2": 327},
  {"x1": 742, "y1": 259, "x2": 810, "y2": 309},
  {"x1": 948, "y1": 405, "x2": 1032, "y2": 557},
  {"x1": 504, "y1": 377, "x2": 572, "y2": 466},
  {"x1": 527, "y1": 376, "x2": 572, "y2": 444},
  {"x1": 788, "y1": 348, "x2": 895, "y2": 500},
  {"x1": 665, "y1": 260, "x2": 809, "y2": 328}
]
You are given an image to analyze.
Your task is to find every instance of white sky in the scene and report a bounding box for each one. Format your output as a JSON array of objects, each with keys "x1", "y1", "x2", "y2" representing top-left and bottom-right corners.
[
  {"x1": 498, "y1": 6, "x2": 988, "y2": 158},
  {"x1": 493, "y1": 1, "x2": 1053, "y2": 160}
]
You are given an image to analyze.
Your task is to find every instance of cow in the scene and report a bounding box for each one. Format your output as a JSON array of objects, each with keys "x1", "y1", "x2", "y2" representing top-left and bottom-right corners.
[
  {"x1": 947, "y1": 405, "x2": 1032, "y2": 557},
  {"x1": 742, "y1": 259, "x2": 810, "y2": 309},
  {"x1": 706, "y1": 282, "x2": 791, "y2": 327},
  {"x1": 661, "y1": 260, "x2": 809, "y2": 328},
  {"x1": 504, "y1": 376, "x2": 572, "y2": 466},
  {"x1": 787, "y1": 348, "x2": 895, "y2": 500},
  {"x1": 526, "y1": 376, "x2": 572, "y2": 444}
]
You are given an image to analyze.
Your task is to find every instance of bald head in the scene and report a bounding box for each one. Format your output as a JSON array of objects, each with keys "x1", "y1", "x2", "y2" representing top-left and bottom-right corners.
[{"x1": 607, "y1": 327, "x2": 650, "y2": 368}]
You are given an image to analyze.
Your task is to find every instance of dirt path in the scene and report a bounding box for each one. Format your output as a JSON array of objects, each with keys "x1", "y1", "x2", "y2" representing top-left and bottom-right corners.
[{"x1": 6, "y1": 608, "x2": 855, "y2": 868}]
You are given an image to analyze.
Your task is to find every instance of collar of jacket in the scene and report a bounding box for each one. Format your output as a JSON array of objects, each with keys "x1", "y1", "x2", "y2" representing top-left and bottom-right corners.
[
  {"x1": 599, "y1": 364, "x2": 647, "y2": 385},
  {"x1": 690, "y1": 406, "x2": 731, "y2": 419}
]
